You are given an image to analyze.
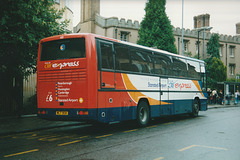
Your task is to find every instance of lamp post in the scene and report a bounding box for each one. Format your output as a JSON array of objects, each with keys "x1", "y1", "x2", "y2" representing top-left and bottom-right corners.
[
  {"x1": 196, "y1": 26, "x2": 213, "y2": 59},
  {"x1": 181, "y1": 0, "x2": 184, "y2": 56}
]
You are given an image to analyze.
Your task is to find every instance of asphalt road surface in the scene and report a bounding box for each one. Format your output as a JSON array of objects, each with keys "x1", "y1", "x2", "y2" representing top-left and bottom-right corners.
[{"x1": 1, "y1": 107, "x2": 240, "y2": 160}]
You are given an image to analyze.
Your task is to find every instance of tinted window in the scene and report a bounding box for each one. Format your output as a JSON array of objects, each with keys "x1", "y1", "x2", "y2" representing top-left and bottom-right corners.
[
  {"x1": 115, "y1": 44, "x2": 131, "y2": 71},
  {"x1": 41, "y1": 38, "x2": 85, "y2": 61},
  {"x1": 100, "y1": 42, "x2": 113, "y2": 69},
  {"x1": 172, "y1": 57, "x2": 187, "y2": 77},
  {"x1": 129, "y1": 49, "x2": 153, "y2": 73},
  {"x1": 187, "y1": 60, "x2": 200, "y2": 79},
  {"x1": 154, "y1": 54, "x2": 172, "y2": 75}
]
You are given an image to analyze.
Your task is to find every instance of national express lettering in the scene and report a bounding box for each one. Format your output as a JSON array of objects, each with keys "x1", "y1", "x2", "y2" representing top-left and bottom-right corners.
[{"x1": 44, "y1": 61, "x2": 79, "y2": 69}]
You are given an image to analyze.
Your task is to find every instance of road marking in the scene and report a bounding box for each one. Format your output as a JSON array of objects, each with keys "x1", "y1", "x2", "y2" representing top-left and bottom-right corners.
[
  {"x1": 4, "y1": 149, "x2": 39, "y2": 158},
  {"x1": 57, "y1": 135, "x2": 88, "y2": 146},
  {"x1": 10, "y1": 132, "x2": 36, "y2": 139},
  {"x1": 147, "y1": 125, "x2": 158, "y2": 128},
  {"x1": 78, "y1": 135, "x2": 88, "y2": 139},
  {"x1": 179, "y1": 145, "x2": 197, "y2": 151},
  {"x1": 197, "y1": 145, "x2": 228, "y2": 151},
  {"x1": 124, "y1": 129, "x2": 138, "y2": 133},
  {"x1": 179, "y1": 145, "x2": 228, "y2": 152},
  {"x1": 27, "y1": 134, "x2": 47, "y2": 139},
  {"x1": 47, "y1": 135, "x2": 72, "y2": 142},
  {"x1": 96, "y1": 134, "x2": 113, "y2": 139},
  {"x1": 164, "y1": 122, "x2": 173, "y2": 125},
  {"x1": 58, "y1": 140, "x2": 82, "y2": 146},
  {"x1": 38, "y1": 135, "x2": 58, "y2": 141},
  {"x1": 22, "y1": 132, "x2": 35, "y2": 135},
  {"x1": 154, "y1": 157, "x2": 164, "y2": 160}
]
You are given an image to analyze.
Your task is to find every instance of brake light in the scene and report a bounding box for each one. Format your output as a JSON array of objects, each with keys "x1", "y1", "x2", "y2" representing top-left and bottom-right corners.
[
  {"x1": 77, "y1": 111, "x2": 88, "y2": 115},
  {"x1": 38, "y1": 110, "x2": 47, "y2": 115}
]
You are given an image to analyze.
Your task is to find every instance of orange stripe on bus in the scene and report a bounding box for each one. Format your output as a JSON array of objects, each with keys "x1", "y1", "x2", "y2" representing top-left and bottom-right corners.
[
  {"x1": 192, "y1": 80, "x2": 205, "y2": 97},
  {"x1": 122, "y1": 74, "x2": 171, "y2": 105}
]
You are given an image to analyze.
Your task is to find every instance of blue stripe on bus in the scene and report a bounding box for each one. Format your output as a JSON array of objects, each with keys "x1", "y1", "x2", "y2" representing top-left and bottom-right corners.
[{"x1": 38, "y1": 99, "x2": 207, "y2": 123}]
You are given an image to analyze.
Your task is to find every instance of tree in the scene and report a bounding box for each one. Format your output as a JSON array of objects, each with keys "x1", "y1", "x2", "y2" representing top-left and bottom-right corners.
[
  {"x1": 205, "y1": 34, "x2": 226, "y2": 89},
  {"x1": 137, "y1": 0, "x2": 177, "y2": 53},
  {"x1": 207, "y1": 34, "x2": 220, "y2": 58},
  {"x1": 0, "y1": 0, "x2": 70, "y2": 115},
  {"x1": 205, "y1": 57, "x2": 227, "y2": 89},
  {"x1": 0, "y1": 0, "x2": 70, "y2": 79}
]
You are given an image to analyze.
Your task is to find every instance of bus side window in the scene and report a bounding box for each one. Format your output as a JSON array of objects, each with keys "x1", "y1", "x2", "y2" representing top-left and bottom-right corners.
[
  {"x1": 115, "y1": 43, "x2": 131, "y2": 71},
  {"x1": 129, "y1": 48, "x2": 153, "y2": 74},
  {"x1": 154, "y1": 54, "x2": 171, "y2": 75},
  {"x1": 172, "y1": 57, "x2": 187, "y2": 77},
  {"x1": 187, "y1": 60, "x2": 200, "y2": 79},
  {"x1": 100, "y1": 42, "x2": 113, "y2": 70}
]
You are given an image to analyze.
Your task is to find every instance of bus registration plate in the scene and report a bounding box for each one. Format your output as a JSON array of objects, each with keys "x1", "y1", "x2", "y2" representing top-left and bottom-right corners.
[{"x1": 56, "y1": 111, "x2": 68, "y2": 115}]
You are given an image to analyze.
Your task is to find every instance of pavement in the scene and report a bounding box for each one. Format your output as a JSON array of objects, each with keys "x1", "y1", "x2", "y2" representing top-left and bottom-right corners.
[{"x1": 0, "y1": 104, "x2": 239, "y2": 136}]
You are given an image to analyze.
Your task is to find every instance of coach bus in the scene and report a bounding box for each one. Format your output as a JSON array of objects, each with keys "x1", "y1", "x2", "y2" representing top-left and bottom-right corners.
[{"x1": 37, "y1": 33, "x2": 207, "y2": 126}]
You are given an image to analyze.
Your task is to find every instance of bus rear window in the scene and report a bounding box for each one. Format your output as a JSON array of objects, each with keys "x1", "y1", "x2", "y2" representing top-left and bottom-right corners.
[{"x1": 40, "y1": 38, "x2": 86, "y2": 61}]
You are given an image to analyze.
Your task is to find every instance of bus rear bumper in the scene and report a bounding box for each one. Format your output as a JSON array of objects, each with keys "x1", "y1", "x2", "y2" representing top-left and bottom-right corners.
[{"x1": 37, "y1": 108, "x2": 98, "y2": 121}]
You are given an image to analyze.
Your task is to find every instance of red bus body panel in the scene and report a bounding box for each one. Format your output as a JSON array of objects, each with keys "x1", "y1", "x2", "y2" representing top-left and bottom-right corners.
[{"x1": 37, "y1": 34, "x2": 99, "y2": 121}]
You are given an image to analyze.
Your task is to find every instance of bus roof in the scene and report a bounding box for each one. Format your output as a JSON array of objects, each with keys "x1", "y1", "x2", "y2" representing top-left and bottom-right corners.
[{"x1": 40, "y1": 33, "x2": 205, "y2": 64}]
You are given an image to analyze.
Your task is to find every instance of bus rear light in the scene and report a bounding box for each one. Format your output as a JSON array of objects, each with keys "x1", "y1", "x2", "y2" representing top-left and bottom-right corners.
[
  {"x1": 38, "y1": 110, "x2": 47, "y2": 115},
  {"x1": 77, "y1": 111, "x2": 88, "y2": 115}
]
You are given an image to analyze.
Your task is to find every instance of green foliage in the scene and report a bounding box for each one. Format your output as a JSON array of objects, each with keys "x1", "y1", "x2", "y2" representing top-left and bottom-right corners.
[
  {"x1": 192, "y1": 54, "x2": 200, "y2": 59},
  {"x1": 137, "y1": 0, "x2": 177, "y2": 54},
  {"x1": 207, "y1": 34, "x2": 220, "y2": 58},
  {"x1": 227, "y1": 77, "x2": 240, "y2": 83},
  {"x1": 205, "y1": 33, "x2": 226, "y2": 89},
  {"x1": 184, "y1": 51, "x2": 192, "y2": 57},
  {"x1": 0, "y1": 0, "x2": 70, "y2": 78},
  {"x1": 205, "y1": 57, "x2": 227, "y2": 89}
]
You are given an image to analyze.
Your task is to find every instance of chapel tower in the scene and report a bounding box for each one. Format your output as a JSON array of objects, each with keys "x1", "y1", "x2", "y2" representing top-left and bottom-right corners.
[
  {"x1": 78, "y1": 0, "x2": 100, "y2": 33},
  {"x1": 194, "y1": 14, "x2": 210, "y2": 29}
]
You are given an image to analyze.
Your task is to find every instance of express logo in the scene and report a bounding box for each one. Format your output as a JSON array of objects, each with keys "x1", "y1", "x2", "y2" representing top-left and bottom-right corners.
[
  {"x1": 175, "y1": 83, "x2": 192, "y2": 90},
  {"x1": 60, "y1": 44, "x2": 65, "y2": 51},
  {"x1": 52, "y1": 61, "x2": 80, "y2": 69},
  {"x1": 44, "y1": 61, "x2": 80, "y2": 69}
]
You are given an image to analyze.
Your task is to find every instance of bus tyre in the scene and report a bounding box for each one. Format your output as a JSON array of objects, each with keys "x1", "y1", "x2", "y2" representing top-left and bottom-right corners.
[
  {"x1": 137, "y1": 101, "x2": 150, "y2": 127},
  {"x1": 191, "y1": 99, "x2": 199, "y2": 117}
]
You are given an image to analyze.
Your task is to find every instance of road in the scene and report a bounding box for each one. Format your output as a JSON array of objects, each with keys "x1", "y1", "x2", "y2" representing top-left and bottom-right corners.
[{"x1": 1, "y1": 107, "x2": 240, "y2": 160}]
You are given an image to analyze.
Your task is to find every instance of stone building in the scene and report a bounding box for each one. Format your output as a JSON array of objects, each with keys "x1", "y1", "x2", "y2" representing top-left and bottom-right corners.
[
  {"x1": 74, "y1": 0, "x2": 240, "y2": 80},
  {"x1": 53, "y1": 0, "x2": 73, "y2": 31},
  {"x1": 74, "y1": 0, "x2": 139, "y2": 44}
]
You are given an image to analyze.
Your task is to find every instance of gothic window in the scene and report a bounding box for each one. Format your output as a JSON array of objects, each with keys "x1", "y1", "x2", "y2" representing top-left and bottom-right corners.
[
  {"x1": 229, "y1": 64, "x2": 235, "y2": 75},
  {"x1": 120, "y1": 32, "x2": 129, "y2": 42},
  {"x1": 229, "y1": 46, "x2": 235, "y2": 57},
  {"x1": 195, "y1": 41, "x2": 200, "y2": 54},
  {"x1": 183, "y1": 40, "x2": 189, "y2": 53},
  {"x1": 219, "y1": 45, "x2": 223, "y2": 57}
]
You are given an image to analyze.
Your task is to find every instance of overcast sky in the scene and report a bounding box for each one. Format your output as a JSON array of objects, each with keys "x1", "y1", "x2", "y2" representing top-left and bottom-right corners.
[{"x1": 69, "y1": 0, "x2": 240, "y2": 36}]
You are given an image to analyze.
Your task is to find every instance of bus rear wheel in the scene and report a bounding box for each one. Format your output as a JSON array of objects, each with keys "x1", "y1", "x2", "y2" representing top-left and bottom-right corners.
[
  {"x1": 137, "y1": 101, "x2": 150, "y2": 127},
  {"x1": 190, "y1": 99, "x2": 199, "y2": 117}
]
